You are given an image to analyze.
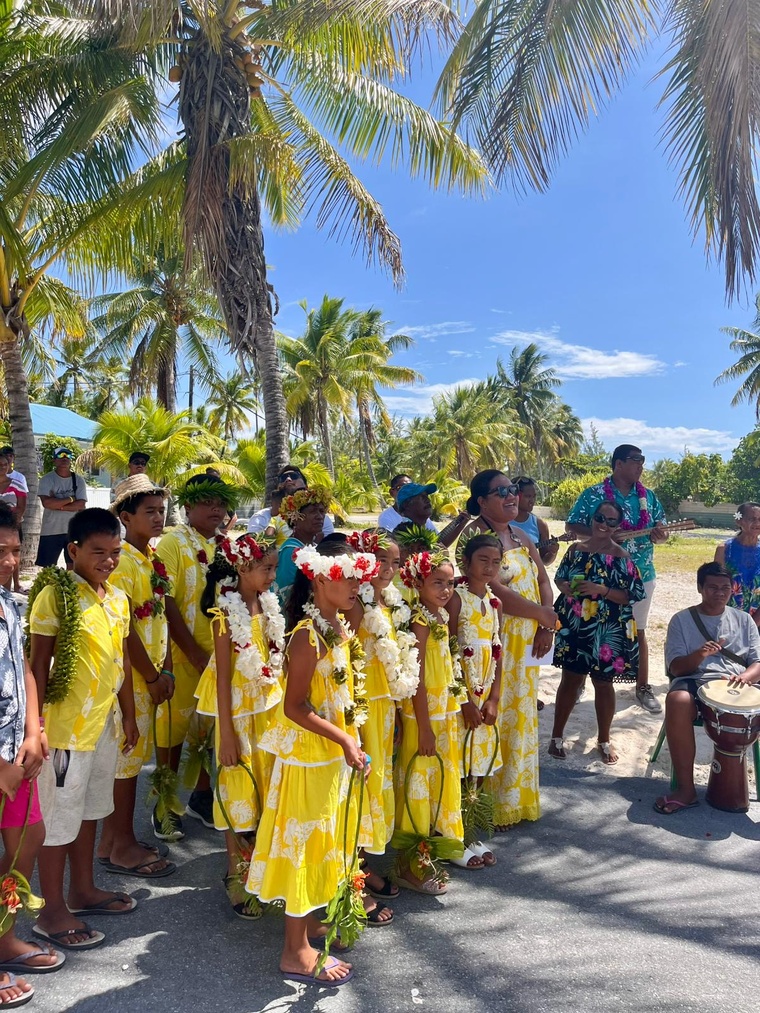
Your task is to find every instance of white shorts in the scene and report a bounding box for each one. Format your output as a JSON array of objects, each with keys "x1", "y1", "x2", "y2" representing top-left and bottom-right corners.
[
  {"x1": 632, "y1": 580, "x2": 656, "y2": 631},
  {"x1": 37, "y1": 720, "x2": 119, "y2": 847}
]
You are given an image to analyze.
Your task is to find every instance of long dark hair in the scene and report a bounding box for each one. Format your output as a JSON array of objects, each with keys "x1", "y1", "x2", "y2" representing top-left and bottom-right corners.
[
  {"x1": 466, "y1": 470, "x2": 507, "y2": 516},
  {"x1": 285, "y1": 541, "x2": 357, "y2": 631}
]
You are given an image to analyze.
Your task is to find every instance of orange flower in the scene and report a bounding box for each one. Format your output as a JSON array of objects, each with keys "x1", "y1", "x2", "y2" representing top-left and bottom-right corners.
[
  {"x1": 350, "y1": 869, "x2": 368, "y2": 893},
  {"x1": 0, "y1": 876, "x2": 21, "y2": 914}
]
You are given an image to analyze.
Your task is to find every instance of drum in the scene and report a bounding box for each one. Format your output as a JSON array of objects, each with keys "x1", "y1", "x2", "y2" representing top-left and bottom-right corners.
[{"x1": 697, "y1": 681, "x2": 760, "y2": 812}]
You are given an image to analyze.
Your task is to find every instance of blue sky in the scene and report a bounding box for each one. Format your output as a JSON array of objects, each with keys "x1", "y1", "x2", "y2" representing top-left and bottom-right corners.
[{"x1": 231, "y1": 44, "x2": 758, "y2": 461}]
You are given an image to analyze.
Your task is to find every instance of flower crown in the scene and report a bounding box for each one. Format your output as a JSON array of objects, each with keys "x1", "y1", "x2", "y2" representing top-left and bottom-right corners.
[
  {"x1": 394, "y1": 523, "x2": 439, "y2": 551},
  {"x1": 217, "y1": 533, "x2": 276, "y2": 568},
  {"x1": 279, "y1": 486, "x2": 332, "y2": 523},
  {"x1": 178, "y1": 478, "x2": 237, "y2": 510},
  {"x1": 293, "y1": 546, "x2": 378, "y2": 583},
  {"x1": 347, "y1": 529, "x2": 389, "y2": 554},
  {"x1": 400, "y1": 550, "x2": 450, "y2": 588}
]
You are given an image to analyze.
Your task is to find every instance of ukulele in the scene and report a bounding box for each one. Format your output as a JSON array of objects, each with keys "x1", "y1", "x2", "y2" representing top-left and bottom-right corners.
[{"x1": 541, "y1": 519, "x2": 697, "y2": 550}]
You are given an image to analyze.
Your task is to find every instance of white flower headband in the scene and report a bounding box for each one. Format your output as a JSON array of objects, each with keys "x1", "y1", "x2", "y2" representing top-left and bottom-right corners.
[{"x1": 293, "y1": 546, "x2": 379, "y2": 583}]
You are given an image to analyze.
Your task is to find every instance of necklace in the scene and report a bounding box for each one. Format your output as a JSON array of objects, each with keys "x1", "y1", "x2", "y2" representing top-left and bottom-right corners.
[
  {"x1": 184, "y1": 524, "x2": 214, "y2": 573},
  {"x1": 359, "y1": 584, "x2": 419, "y2": 699},
  {"x1": 302, "y1": 601, "x2": 368, "y2": 726},
  {"x1": 213, "y1": 589, "x2": 286, "y2": 685},
  {"x1": 416, "y1": 601, "x2": 449, "y2": 641},
  {"x1": 603, "y1": 477, "x2": 650, "y2": 531},
  {"x1": 456, "y1": 583, "x2": 502, "y2": 698}
]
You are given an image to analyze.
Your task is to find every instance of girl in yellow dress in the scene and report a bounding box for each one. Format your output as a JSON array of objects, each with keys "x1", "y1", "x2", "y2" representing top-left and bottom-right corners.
[
  {"x1": 246, "y1": 541, "x2": 377, "y2": 987},
  {"x1": 447, "y1": 534, "x2": 504, "y2": 868},
  {"x1": 196, "y1": 534, "x2": 284, "y2": 919},
  {"x1": 345, "y1": 530, "x2": 420, "y2": 920},
  {"x1": 395, "y1": 551, "x2": 465, "y2": 895}
]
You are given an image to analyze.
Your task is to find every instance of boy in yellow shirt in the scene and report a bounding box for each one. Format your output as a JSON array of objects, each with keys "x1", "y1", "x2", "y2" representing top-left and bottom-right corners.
[
  {"x1": 154, "y1": 475, "x2": 237, "y2": 839},
  {"x1": 30, "y1": 508, "x2": 138, "y2": 951},
  {"x1": 97, "y1": 475, "x2": 176, "y2": 877}
]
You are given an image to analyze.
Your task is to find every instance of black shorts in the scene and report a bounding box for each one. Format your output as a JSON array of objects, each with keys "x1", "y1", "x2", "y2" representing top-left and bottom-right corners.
[
  {"x1": 667, "y1": 677, "x2": 705, "y2": 714},
  {"x1": 35, "y1": 534, "x2": 71, "y2": 568}
]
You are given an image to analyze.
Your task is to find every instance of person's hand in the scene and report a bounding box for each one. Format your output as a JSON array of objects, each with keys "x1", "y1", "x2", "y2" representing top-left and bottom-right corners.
[
  {"x1": 393, "y1": 712, "x2": 403, "y2": 750},
  {"x1": 121, "y1": 716, "x2": 139, "y2": 754},
  {"x1": 219, "y1": 728, "x2": 240, "y2": 767},
  {"x1": 532, "y1": 627, "x2": 554, "y2": 659},
  {"x1": 650, "y1": 523, "x2": 668, "y2": 544},
  {"x1": 538, "y1": 605, "x2": 558, "y2": 629},
  {"x1": 418, "y1": 725, "x2": 437, "y2": 757},
  {"x1": 342, "y1": 737, "x2": 366, "y2": 770},
  {"x1": 575, "y1": 580, "x2": 604, "y2": 598},
  {"x1": 147, "y1": 671, "x2": 174, "y2": 706},
  {"x1": 698, "y1": 640, "x2": 723, "y2": 659},
  {"x1": 191, "y1": 650, "x2": 210, "y2": 675},
  {"x1": 16, "y1": 735, "x2": 43, "y2": 780},
  {"x1": 0, "y1": 760, "x2": 24, "y2": 801},
  {"x1": 40, "y1": 730, "x2": 49, "y2": 761},
  {"x1": 726, "y1": 668, "x2": 760, "y2": 687},
  {"x1": 481, "y1": 698, "x2": 498, "y2": 726},
  {"x1": 461, "y1": 701, "x2": 482, "y2": 730}
]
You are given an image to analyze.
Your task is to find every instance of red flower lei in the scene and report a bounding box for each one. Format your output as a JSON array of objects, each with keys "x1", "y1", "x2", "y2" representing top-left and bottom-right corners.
[
  {"x1": 134, "y1": 558, "x2": 172, "y2": 621},
  {"x1": 602, "y1": 477, "x2": 650, "y2": 531}
]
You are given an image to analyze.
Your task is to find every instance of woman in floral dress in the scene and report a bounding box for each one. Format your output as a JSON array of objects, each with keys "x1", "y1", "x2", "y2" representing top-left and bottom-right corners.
[
  {"x1": 714, "y1": 501, "x2": 760, "y2": 623},
  {"x1": 549, "y1": 501, "x2": 645, "y2": 765}
]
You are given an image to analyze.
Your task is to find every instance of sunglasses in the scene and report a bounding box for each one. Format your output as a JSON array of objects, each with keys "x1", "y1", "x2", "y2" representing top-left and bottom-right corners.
[
  {"x1": 593, "y1": 513, "x2": 621, "y2": 527},
  {"x1": 624, "y1": 454, "x2": 646, "y2": 463},
  {"x1": 488, "y1": 484, "x2": 519, "y2": 498}
]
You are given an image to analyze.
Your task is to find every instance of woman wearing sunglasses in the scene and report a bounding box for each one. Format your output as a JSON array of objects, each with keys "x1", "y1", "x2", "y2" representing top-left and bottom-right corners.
[
  {"x1": 461, "y1": 471, "x2": 557, "y2": 831},
  {"x1": 549, "y1": 502, "x2": 646, "y2": 764}
]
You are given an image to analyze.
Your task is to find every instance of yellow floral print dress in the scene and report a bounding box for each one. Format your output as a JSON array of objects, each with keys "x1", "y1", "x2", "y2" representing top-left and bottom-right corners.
[
  {"x1": 357, "y1": 604, "x2": 396, "y2": 854},
  {"x1": 488, "y1": 545, "x2": 541, "y2": 826},
  {"x1": 395, "y1": 610, "x2": 463, "y2": 842},
  {"x1": 455, "y1": 586, "x2": 503, "y2": 778},
  {"x1": 246, "y1": 619, "x2": 372, "y2": 916},
  {"x1": 195, "y1": 613, "x2": 282, "y2": 833}
]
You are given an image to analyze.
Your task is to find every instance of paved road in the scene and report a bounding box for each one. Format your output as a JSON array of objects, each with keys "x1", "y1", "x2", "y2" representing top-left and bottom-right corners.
[{"x1": 23, "y1": 762, "x2": 760, "y2": 1013}]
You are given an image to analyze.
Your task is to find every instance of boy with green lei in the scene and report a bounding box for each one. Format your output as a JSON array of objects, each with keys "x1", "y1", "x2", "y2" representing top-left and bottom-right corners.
[
  {"x1": 97, "y1": 475, "x2": 176, "y2": 878},
  {"x1": 29, "y1": 509, "x2": 138, "y2": 951},
  {"x1": 154, "y1": 475, "x2": 237, "y2": 838}
]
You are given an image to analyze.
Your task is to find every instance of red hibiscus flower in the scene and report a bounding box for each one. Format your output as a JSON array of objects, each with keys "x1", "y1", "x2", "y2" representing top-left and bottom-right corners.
[
  {"x1": 329, "y1": 563, "x2": 344, "y2": 581},
  {"x1": 153, "y1": 561, "x2": 168, "y2": 579},
  {"x1": 262, "y1": 666, "x2": 271, "y2": 678},
  {"x1": 155, "y1": 586, "x2": 165, "y2": 597},
  {"x1": 463, "y1": 646, "x2": 475, "y2": 658},
  {"x1": 492, "y1": 644, "x2": 502, "y2": 661},
  {"x1": 198, "y1": 550, "x2": 208, "y2": 565},
  {"x1": 490, "y1": 597, "x2": 500, "y2": 609}
]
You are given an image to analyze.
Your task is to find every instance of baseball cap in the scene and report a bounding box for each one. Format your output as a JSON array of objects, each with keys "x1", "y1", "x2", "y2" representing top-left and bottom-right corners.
[
  {"x1": 397, "y1": 482, "x2": 437, "y2": 508},
  {"x1": 129, "y1": 451, "x2": 151, "y2": 465},
  {"x1": 0, "y1": 446, "x2": 12, "y2": 456}
]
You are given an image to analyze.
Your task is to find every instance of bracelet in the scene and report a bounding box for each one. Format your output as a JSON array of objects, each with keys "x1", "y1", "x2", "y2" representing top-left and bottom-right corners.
[
  {"x1": 144, "y1": 674, "x2": 159, "y2": 685},
  {"x1": 37, "y1": 718, "x2": 45, "y2": 730},
  {"x1": 161, "y1": 669, "x2": 175, "y2": 680}
]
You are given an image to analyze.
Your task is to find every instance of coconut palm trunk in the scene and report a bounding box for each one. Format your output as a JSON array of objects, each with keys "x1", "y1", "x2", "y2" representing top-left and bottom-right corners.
[
  {"x1": 316, "y1": 394, "x2": 335, "y2": 478},
  {"x1": 179, "y1": 35, "x2": 288, "y2": 494},
  {"x1": 0, "y1": 319, "x2": 40, "y2": 569}
]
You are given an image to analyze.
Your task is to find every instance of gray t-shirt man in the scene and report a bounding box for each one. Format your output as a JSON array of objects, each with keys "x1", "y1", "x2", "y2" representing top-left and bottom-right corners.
[
  {"x1": 38, "y1": 470, "x2": 87, "y2": 536},
  {"x1": 665, "y1": 606, "x2": 760, "y2": 691}
]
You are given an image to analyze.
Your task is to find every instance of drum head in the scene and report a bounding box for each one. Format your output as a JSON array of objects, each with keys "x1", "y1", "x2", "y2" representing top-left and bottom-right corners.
[{"x1": 697, "y1": 680, "x2": 760, "y2": 714}]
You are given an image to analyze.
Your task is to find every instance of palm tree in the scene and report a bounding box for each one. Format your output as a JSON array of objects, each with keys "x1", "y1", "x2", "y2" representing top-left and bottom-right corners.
[
  {"x1": 85, "y1": 0, "x2": 487, "y2": 493},
  {"x1": 0, "y1": 4, "x2": 164, "y2": 562},
  {"x1": 207, "y1": 372, "x2": 259, "y2": 443},
  {"x1": 90, "y1": 249, "x2": 225, "y2": 413},
  {"x1": 716, "y1": 294, "x2": 760, "y2": 416},
  {"x1": 436, "y1": 0, "x2": 760, "y2": 299}
]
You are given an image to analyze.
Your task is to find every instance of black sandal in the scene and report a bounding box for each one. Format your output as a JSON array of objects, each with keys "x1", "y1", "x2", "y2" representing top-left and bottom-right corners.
[
  {"x1": 366, "y1": 901, "x2": 394, "y2": 927},
  {"x1": 359, "y1": 859, "x2": 400, "y2": 899},
  {"x1": 223, "y1": 875, "x2": 262, "y2": 921}
]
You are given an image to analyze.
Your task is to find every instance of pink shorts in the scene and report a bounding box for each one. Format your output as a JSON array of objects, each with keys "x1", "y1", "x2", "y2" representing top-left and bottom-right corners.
[{"x1": 0, "y1": 779, "x2": 42, "y2": 829}]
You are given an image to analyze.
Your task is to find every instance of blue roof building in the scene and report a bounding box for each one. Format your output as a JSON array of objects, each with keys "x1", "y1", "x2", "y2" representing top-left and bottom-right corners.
[{"x1": 29, "y1": 403, "x2": 97, "y2": 443}]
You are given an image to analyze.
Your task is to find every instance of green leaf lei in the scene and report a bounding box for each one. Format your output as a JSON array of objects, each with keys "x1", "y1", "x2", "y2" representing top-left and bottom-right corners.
[{"x1": 25, "y1": 567, "x2": 82, "y2": 704}]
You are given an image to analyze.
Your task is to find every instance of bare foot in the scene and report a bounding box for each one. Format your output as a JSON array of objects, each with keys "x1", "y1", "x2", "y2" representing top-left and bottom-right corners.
[
  {"x1": 280, "y1": 944, "x2": 352, "y2": 981},
  {"x1": 598, "y1": 741, "x2": 618, "y2": 765},
  {"x1": 0, "y1": 972, "x2": 31, "y2": 1003},
  {"x1": 0, "y1": 937, "x2": 59, "y2": 969},
  {"x1": 104, "y1": 842, "x2": 172, "y2": 874},
  {"x1": 66, "y1": 887, "x2": 134, "y2": 913},
  {"x1": 654, "y1": 791, "x2": 698, "y2": 814},
  {"x1": 548, "y1": 737, "x2": 566, "y2": 759}
]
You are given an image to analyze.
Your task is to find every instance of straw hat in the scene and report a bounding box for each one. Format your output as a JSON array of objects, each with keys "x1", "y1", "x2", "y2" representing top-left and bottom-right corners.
[{"x1": 111, "y1": 474, "x2": 168, "y2": 514}]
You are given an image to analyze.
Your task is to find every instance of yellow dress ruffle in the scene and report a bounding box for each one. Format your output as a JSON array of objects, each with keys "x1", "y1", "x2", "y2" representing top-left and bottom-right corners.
[
  {"x1": 395, "y1": 620, "x2": 463, "y2": 841},
  {"x1": 488, "y1": 545, "x2": 541, "y2": 826},
  {"x1": 357, "y1": 606, "x2": 396, "y2": 854},
  {"x1": 247, "y1": 619, "x2": 372, "y2": 916},
  {"x1": 195, "y1": 613, "x2": 282, "y2": 833},
  {"x1": 456, "y1": 587, "x2": 503, "y2": 778}
]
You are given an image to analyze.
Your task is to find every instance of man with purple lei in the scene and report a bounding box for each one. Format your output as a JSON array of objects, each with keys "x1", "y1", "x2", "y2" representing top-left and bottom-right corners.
[{"x1": 566, "y1": 444, "x2": 667, "y2": 714}]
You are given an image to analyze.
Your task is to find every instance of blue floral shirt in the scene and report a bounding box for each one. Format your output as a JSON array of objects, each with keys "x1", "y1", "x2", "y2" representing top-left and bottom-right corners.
[
  {"x1": 567, "y1": 480, "x2": 665, "y2": 582},
  {"x1": 0, "y1": 587, "x2": 27, "y2": 764}
]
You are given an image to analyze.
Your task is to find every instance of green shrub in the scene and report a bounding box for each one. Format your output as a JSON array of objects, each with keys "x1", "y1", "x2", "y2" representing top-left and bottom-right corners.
[{"x1": 550, "y1": 471, "x2": 607, "y2": 519}]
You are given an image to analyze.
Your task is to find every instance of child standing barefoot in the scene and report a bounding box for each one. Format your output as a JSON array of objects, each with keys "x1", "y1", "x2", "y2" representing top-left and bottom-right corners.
[
  {"x1": 345, "y1": 531, "x2": 419, "y2": 923},
  {"x1": 448, "y1": 534, "x2": 504, "y2": 868},
  {"x1": 247, "y1": 542, "x2": 377, "y2": 985},
  {"x1": 394, "y1": 552, "x2": 464, "y2": 894},
  {"x1": 195, "y1": 534, "x2": 285, "y2": 918}
]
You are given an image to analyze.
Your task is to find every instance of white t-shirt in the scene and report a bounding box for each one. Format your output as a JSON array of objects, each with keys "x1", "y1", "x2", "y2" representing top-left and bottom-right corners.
[
  {"x1": 9, "y1": 470, "x2": 27, "y2": 494},
  {"x1": 665, "y1": 606, "x2": 760, "y2": 686},
  {"x1": 38, "y1": 470, "x2": 87, "y2": 537},
  {"x1": 377, "y1": 505, "x2": 437, "y2": 532}
]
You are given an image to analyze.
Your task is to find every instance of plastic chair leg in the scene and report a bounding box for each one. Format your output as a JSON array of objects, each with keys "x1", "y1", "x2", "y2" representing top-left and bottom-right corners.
[{"x1": 650, "y1": 719, "x2": 667, "y2": 764}]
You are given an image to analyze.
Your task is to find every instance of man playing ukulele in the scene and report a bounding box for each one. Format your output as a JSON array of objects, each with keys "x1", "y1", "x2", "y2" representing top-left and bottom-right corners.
[{"x1": 566, "y1": 445, "x2": 668, "y2": 714}]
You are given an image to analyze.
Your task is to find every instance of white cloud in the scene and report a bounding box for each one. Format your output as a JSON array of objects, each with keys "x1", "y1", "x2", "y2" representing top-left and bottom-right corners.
[
  {"x1": 398, "y1": 321, "x2": 476, "y2": 341},
  {"x1": 447, "y1": 349, "x2": 477, "y2": 358},
  {"x1": 491, "y1": 327, "x2": 667, "y2": 380},
  {"x1": 582, "y1": 417, "x2": 739, "y2": 457},
  {"x1": 383, "y1": 379, "x2": 481, "y2": 416}
]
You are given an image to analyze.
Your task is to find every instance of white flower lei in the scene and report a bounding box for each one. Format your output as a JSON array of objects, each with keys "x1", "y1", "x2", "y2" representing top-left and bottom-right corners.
[
  {"x1": 302, "y1": 601, "x2": 368, "y2": 726},
  {"x1": 185, "y1": 524, "x2": 213, "y2": 575},
  {"x1": 359, "y1": 584, "x2": 419, "y2": 700},
  {"x1": 415, "y1": 600, "x2": 466, "y2": 700},
  {"x1": 456, "y1": 584, "x2": 500, "y2": 700},
  {"x1": 217, "y1": 588, "x2": 285, "y2": 685}
]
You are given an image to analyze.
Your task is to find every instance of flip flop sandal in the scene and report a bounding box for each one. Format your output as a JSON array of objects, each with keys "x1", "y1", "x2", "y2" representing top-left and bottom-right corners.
[
  {"x1": 68, "y1": 893, "x2": 138, "y2": 916},
  {"x1": 597, "y1": 742, "x2": 618, "y2": 765},
  {"x1": 223, "y1": 876, "x2": 263, "y2": 921},
  {"x1": 281, "y1": 956, "x2": 354, "y2": 987},
  {"x1": 365, "y1": 875, "x2": 400, "y2": 900},
  {"x1": 450, "y1": 847, "x2": 486, "y2": 870},
  {"x1": 0, "y1": 973, "x2": 33, "y2": 1008},
  {"x1": 97, "y1": 841, "x2": 169, "y2": 866},
  {"x1": 654, "y1": 797, "x2": 699, "y2": 815},
  {"x1": 469, "y1": 841, "x2": 496, "y2": 867},
  {"x1": 0, "y1": 945, "x2": 66, "y2": 974},
  {"x1": 395, "y1": 876, "x2": 447, "y2": 896},
  {"x1": 366, "y1": 901, "x2": 394, "y2": 927},
  {"x1": 101, "y1": 858, "x2": 176, "y2": 880},
  {"x1": 32, "y1": 924, "x2": 105, "y2": 951},
  {"x1": 548, "y1": 737, "x2": 566, "y2": 759}
]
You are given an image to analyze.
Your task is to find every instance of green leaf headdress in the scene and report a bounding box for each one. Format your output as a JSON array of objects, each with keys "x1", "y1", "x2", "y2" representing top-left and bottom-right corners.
[
  {"x1": 177, "y1": 477, "x2": 238, "y2": 511},
  {"x1": 394, "y1": 523, "x2": 439, "y2": 552}
]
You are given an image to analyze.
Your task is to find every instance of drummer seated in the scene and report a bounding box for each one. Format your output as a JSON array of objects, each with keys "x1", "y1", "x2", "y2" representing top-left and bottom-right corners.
[{"x1": 656, "y1": 562, "x2": 760, "y2": 815}]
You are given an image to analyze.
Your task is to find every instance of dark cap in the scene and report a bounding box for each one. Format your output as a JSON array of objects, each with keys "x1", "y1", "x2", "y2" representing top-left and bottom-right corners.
[
  {"x1": 0, "y1": 446, "x2": 12, "y2": 456},
  {"x1": 129, "y1": 451, "x2": 151, "y2": 465}
]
